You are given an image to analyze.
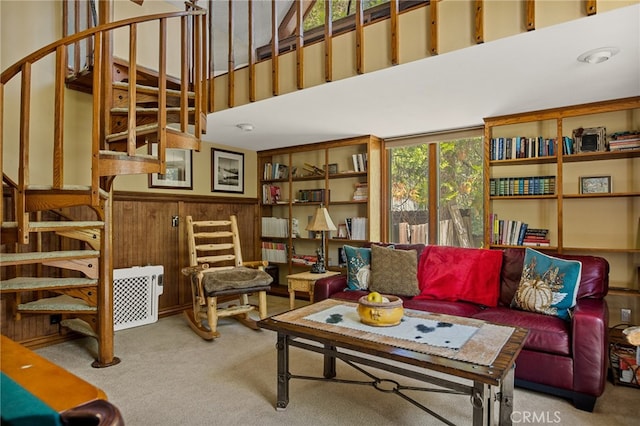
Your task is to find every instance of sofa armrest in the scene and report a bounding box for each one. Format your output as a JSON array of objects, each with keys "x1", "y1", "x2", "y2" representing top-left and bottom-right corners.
[
  {"x1": 571, "y1": 298, "x2": 609, "y2": 397},
  {"x1": 313, "y1": 275, "x2": 348, "y2": 301}
]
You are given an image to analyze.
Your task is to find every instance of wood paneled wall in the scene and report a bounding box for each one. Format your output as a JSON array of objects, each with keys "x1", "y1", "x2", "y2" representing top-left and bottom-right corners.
[
  {"x1": 113, "y1": 192, "x2": 260, "y2": 316},
  {"x1": 0, "y1": 192, "x2": 259, "y2": 347}
]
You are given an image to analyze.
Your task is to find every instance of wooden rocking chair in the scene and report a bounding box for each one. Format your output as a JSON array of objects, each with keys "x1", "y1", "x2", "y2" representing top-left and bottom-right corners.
[{"x1": 181, "y1": 215, "x2": 272, "y2": 340}]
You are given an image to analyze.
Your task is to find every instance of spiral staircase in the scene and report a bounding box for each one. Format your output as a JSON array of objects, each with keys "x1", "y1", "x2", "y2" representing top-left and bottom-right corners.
[{"x1": 0, "y1": 5, "x2": 207, "y2": 366}]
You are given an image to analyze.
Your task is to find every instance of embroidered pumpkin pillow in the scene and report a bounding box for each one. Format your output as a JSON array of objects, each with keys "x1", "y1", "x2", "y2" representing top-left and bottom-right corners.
[{"x1": 511, "y1": 248, "x2": 582, "y2": 320}]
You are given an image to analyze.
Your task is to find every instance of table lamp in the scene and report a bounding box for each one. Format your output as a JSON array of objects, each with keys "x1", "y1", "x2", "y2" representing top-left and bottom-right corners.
[{"x1": 305, "y1": 205, "x2": 337, "y2": 273}]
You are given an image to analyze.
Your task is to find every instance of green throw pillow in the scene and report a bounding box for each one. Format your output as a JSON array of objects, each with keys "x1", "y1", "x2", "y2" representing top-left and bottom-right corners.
[
  {"x1": 344, "y1": 245, "x2": 371, "y2": 290},
  {"x1": 369, "y1": 244, "x2": 419, "y2": 297},
  {"x1": 511, "y1": 248, "x2": 582, "y2": 320}
]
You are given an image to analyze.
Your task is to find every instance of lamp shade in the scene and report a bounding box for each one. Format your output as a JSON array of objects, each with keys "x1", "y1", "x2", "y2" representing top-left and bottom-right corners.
[{"x1": 306, "y1": 207, "x2": 337, "y2": 232}]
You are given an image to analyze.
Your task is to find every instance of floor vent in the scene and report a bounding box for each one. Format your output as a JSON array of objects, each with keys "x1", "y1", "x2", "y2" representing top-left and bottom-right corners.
[{"x1": 113, "y1": 265, "x2": 164, "y2": 331}]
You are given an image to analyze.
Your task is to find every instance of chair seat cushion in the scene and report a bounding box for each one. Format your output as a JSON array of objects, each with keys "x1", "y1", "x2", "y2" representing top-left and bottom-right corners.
[{"x1": 202, "y1": 266, "x2": 273, "y2": 295}]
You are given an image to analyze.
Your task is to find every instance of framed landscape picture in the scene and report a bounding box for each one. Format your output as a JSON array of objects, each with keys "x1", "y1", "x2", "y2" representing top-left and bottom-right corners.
[
  {"x1": 149, "y1": 144, "x2": 193, "y2": 189},
  {"x1": 211, "y1": 148, "x2": 244, "y2": 193},
  {"x1": 579, "y1": 175, "x2": 612, "y2": 194}
]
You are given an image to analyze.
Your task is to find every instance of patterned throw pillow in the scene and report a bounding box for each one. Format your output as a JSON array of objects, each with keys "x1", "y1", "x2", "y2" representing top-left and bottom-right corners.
[
  {"x1": 369, "y1": 244, "x2": 419, "y2": 296},
  {"x1": 511, "y1": 248, "x2": 582, "y2": 320},
  {"x1": 344, "y1": 245, "x2": 371, "y2": 290}
]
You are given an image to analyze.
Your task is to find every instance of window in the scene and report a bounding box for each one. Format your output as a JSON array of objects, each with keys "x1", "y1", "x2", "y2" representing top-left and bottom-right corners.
[
  {"x1": 304, "y1": 0, "x2": 390, "y2": 31},
  {"x1": 387, "y1": 129, "x2": 484, "y2": 247}
]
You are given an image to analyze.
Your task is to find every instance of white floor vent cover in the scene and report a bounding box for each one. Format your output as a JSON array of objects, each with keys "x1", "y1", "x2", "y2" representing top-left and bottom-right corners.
[{"x1": 113, "y1": 265, "x2": 164, "y2": 331}]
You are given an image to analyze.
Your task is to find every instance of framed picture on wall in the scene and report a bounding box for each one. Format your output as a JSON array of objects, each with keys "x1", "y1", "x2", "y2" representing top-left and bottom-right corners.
[
  {"x1": 211, "y1": 148, "x2": 244, "y2": 193},
  {"x1": 148, "y1": 144, "x2": 193, "y2": 189},
  {"x1": 579, "y1": 175, "x2": 612, "y2": 194}
]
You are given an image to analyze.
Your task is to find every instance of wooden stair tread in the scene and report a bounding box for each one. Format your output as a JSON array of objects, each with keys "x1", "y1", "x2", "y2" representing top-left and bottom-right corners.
[
  {"x1": 60, "y1": 318, "x2": 98, "y2": 339},
  {"x1": 1, "y1": 277, "x2": 98, "y2": 292},
  {"x1": 1, "y1": 250, "x2": 100, "y2": 266},
  {"x1": 23, "y1": 185, "x2": 110, "y2": 200},
  {"x1": 18, "y1": 295, "x2": 96, "y2": 312},
  {"x1": 105, "y1": 124, "x2": 190, "y2": 143},
  {"x1": 112, "y1": 81, "x2": 195, "y2": 98},
  {"x1": 2, "y1": 221, "x2": 104, "y2": 231},
  {"x1": 110, "y1": 106, "x2": 195, "y2": 114}
]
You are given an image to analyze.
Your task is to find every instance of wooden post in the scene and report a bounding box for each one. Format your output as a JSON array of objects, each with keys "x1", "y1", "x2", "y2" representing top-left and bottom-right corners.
[
  {"x1": 475, "y1": 0, "x2": 484, "y2": 44},
  {"x1": 390, "y1": 0, "x2": 399, "y2": 65},
  {"x1": 228, "y1": 0, "x2": 235, "y2": 108},
  {"x1": 324, "y1": 0, "x2": 333, "y2": 82},
  {"x1": 355, "y1": 0, "x2": 364, "y2": 74},
  {"x1": 272, "y1": 1, "x2": 279, "y2": 96},
  {"x1": 249, "y1": 0, "x2": 256, "y2": 102},
  {"x1": 526, "y1": 0, "x2": 535, "y2": 31},
  {"x1": 429, "y1": 0, "x2": 438, "y2": 55},
  {"x1": 296, "y1": 0, "x2": 304, "y2": 90}
]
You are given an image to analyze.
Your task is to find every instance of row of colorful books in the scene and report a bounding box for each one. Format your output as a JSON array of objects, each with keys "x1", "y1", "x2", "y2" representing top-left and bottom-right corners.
[
  {"x1": 489, "y1": 136, "x2": 556, "y2": 160},
  {"x1": 489, "y1": 176, "x2": 556, "y2": 196},
  {"x1": 262, "y1": 184, "x2": 282, "y2": 204},
  {"x1": 263, "y1": 163, "x2": 290, "y2": 180},
  {"x1": 489, "y1": 216, "x2": 550, "y2": 246},
  {"x1": 260, "y1": 241, "x2": 287, "y2": 263}
]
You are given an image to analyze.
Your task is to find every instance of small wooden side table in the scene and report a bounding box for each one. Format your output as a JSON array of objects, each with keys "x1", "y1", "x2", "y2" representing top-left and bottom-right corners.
[{"x1": 287, "y1": 270, "x2": 340, "y2": 310}]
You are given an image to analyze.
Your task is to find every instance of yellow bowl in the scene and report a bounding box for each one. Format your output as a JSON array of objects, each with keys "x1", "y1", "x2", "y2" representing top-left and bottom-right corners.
[{"x1": 357, "y1": 294, "x2": 404, "y2": 327}]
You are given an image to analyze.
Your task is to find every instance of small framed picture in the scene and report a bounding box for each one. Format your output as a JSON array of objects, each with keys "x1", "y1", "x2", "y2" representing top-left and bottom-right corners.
[
  {"x1": 211, "y1": 148, "x2": 244, "y2": 193},
  {"x1": 149, "y1": 144, "x2": 193, "y2": 190},
  {"x1": 580, "y1": 176, "x2": 612, "y2": 194},
  {"x1": 327, "y1": 163, "x2": 338, "y2": 175}
]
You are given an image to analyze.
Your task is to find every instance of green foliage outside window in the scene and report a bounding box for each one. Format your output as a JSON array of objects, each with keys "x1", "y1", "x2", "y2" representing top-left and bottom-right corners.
[
  {"x1": 304, "y1": 0, "x2": 390, "y2": 31},
  {"x1": 390, "y1": 137, "x2": 484, "y2": 246}
]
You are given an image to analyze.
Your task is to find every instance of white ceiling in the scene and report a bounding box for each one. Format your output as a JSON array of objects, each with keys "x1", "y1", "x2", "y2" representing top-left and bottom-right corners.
[{"x1": 203, "y1": 4, "x2": 640, "y2": 151}]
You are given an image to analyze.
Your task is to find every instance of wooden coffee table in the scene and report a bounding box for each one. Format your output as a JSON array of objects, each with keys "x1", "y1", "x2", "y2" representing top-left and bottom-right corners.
[{"x1": 258, "y1": 299, "x2": 528, "y2": 426}]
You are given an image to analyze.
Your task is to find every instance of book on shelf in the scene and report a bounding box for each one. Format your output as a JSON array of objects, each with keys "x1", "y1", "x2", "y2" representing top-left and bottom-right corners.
[
  {"x1": 263, "y1": 163, "x2": 289, "y2": 180},
  {"x1": 262, "y1": 184, "x2": 281, "y2": 204},
  {"x1": 261, "y1": 241, "x2": 287, "y2": 263},
  {"x1": 351, "y1": 153, "x2": 368, "y2": 172},
  {"x1": 352, "y1": 182, "x2": 368, "y2": 201},
  {"x1": 490, "y1": 176, "x2": 556, "y2": 196},
  {"x1": 490, "y1": 136, "x2": 556, "y2": 160},
  {"x1": 345, "y1": 217, "x2": 367, "y2": 240},
  {"x1": 261, "y1": 217, "x2": 289, "y2": 238},
  {"x1": 609, "y1": 132, "x2": 640, "y2": 151},
  {"x1": 298, "y1": 188, "x2": 329, "y2": 203}
]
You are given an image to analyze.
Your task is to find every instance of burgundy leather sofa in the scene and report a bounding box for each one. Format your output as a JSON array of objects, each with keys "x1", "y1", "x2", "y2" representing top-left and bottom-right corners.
[{"x1": 313, "y1": 245, "x2": 609, "y2": 412}]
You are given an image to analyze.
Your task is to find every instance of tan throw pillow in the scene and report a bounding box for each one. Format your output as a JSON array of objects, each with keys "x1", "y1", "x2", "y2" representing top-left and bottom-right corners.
[{"x1": 369, "y1": 244, "x2": 419, "y2": 297}]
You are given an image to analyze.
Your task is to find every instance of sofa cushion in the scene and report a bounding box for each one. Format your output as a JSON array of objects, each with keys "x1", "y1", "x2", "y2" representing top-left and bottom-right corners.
[
  {"x1": 473, "y1": 307, "x2": 571, "y2": 356},
  {"x1": 415, "y1": 246, "x2": 503, "y2": 307},
  {"x1": 404, "y1": 299, "x2": 483, "y2": 318},
  {"x1": 344, "y1": 245, "x2": 371, "y2": 290},
  {"x1": 369, "y1": 244, "x2": 419, "y2": 297},
  {"x1": 510, "y1": 248, "x2": 581, "y2": 320},
  {"x1": 500, "y1": 248, "x2": 609, "y2": 305}
]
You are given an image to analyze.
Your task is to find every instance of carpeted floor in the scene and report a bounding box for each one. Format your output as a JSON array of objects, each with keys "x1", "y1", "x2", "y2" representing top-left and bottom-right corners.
[{"x1": 36, "y1": 295, "x2": 637, "y2": 425}]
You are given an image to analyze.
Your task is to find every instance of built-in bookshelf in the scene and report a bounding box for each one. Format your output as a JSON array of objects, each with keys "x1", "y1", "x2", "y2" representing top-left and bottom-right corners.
[
  {"x1": 257, "y1": 135, "x2": 382, "y2": 290},
  {"x1": 483, "y1": 97, "x2": 640, "y2": 314}
]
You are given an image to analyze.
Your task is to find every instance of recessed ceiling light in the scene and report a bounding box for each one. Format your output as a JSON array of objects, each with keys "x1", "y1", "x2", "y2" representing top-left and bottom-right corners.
[
  {"x1": 236, "y1": 123, "x2": 254, "y2": 131},
  {"x1": 577, "y1": 47, "x2": 619, "y2": 64}
]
